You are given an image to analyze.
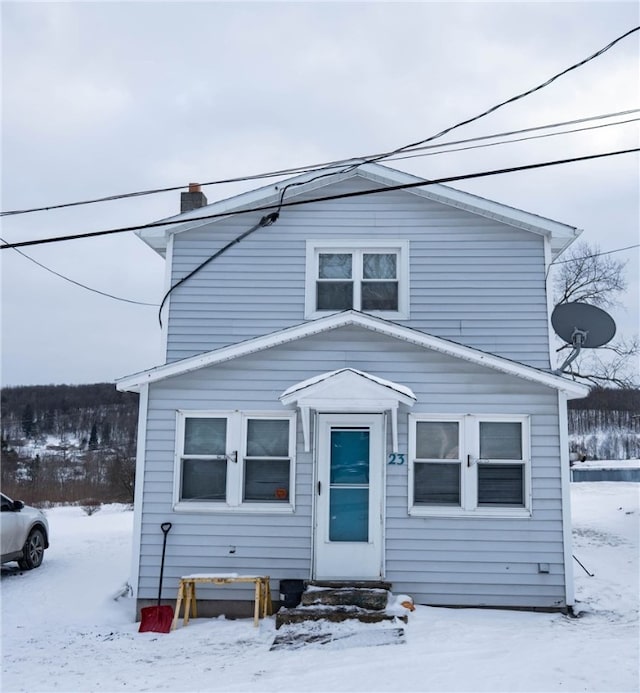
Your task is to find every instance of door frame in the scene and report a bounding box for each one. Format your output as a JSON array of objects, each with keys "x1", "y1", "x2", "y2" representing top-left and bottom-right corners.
[{"x1": 312, "y1": 412, "x2": 386, "y2": 580}]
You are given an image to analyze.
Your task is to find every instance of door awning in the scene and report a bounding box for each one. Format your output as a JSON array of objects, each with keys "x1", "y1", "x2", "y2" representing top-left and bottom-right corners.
[{"x1": 279, "y1": 368, "x2": 416, "y2": 451}]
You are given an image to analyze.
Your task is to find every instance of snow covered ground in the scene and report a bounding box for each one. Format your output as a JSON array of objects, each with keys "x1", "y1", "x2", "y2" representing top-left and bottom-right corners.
[{"x1": 1, "y1": 483, "x2": 638, "y2": 693}]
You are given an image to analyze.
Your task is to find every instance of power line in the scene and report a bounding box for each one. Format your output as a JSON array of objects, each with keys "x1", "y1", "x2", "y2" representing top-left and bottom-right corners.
[
  {"x1": 388, "y1": 117, "x2": 640, "y2": 163},
  {"x1": 1, "y1": 147, "x2": 637, "y2": 250},
  {"x1": 157, "y1": 212, "x2": 279, "y2": 326},
  {"x1": 361, "y1": 25, "x2": 640, "y2": 166},
  {"x1": 0, "y1": 237, "x2": 159, "y2": 306},
  {"x1": 1, "y1": 107, "x2": 637, "y2": 217},
  {"x1": 552, "y1": 244, "x2": 640, "y2": 265}
]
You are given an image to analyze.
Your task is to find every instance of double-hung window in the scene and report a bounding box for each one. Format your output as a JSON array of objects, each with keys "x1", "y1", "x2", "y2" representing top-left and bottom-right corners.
[
  {"x1": 409, "y1": 415, "x2": 530, "y2": 517},
  {"x1": 175, "y1": 411, "x2": 296, "y2": 512},
  {"x1": 305, "y1": 240, "x2": 409, "y2": 318},
  {"x1": 179, "y1": 415, "x2": 229, "y2": 502}
]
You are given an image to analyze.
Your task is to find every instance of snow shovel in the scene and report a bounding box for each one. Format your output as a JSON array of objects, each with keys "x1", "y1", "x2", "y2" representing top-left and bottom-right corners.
[{"x1": 139, "y1": 522, "x2": 174, "y2": 633}]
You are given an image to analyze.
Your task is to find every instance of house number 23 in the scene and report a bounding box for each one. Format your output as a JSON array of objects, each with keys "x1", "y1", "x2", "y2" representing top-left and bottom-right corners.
[{"x1": 388, "y1": 453, "x2": 405, "y2": 465}]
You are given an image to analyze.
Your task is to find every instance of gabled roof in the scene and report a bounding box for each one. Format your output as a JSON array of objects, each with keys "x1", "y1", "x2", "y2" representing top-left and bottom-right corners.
[
  {"x1": 138, "y1": 162, "x2": 580, "y2": 260},
  {"x1": 116, "y1": 310, "x2": 589, "y2": 398}
]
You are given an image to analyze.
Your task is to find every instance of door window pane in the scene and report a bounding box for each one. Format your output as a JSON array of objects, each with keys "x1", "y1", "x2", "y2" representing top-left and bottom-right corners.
[
  {"x1": 478, "y1": 464, "x2": 524, "y2": 505},
  {"x1": 317, "y1": 282, "x2": 353, "y2": 310},
  {"x1": 181, "y1": 459, "x2": 226, "y2": 500},
  {"x1": 247, "y1": 419, "x2": 289, "y2": 457},
  {"x1": 416, "y1": 421, "x2": 459, "y2": 459},
  {"x1": 361, "y1": 282, "x2": 398, "y2": 310},
  {"x1": 414, "y1": 462, "x2": 461, "y2": 505},
  {"x1": 184, "y1": 418, "x2": 226, "y2": 455},
  {"x1": 479, "y1": 422, "x2": 522, "y2": 459},
  {"x1": 330, "y1": 430, "x2": 369, "y2": 484},
  {"x1": 243, "y1": 459, "x2": 290, "y2": 502},
  {"x1": 319, "y1": 253, "x2": 352, "y2": 279},
  {"x1": 329, "y1": 488, "x2": 369, "y2": 541},
  {"x1": 363, "y1": 253, "x2": 396, "y2": 279}
]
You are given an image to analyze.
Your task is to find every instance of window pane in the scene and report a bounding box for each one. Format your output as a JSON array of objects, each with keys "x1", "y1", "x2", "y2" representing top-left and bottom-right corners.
[
  {"x1": 363, "y1": 253, "x2": 396, "y2": 279},
  {"x1": 414, "y1": 462, "x2": 460, "y2": 505},
  {"x1": 416, "y1": 421, "x2": 459, "y2": 459},
  {"x1": 479, "y1": 422, "x2": 522, "y2": 459},
  {"x1": 329, "y1": 488, "x2": 368, "y2": 541},
  {"x1": 317, "y1": 281, "x2": 353, "y2": 310},
  {"x1": 247, "y1": 419, "x2": 290, "y2": 457},
  {"x1": 181, "y1": 458, "x2": 226, "y2": 500},
  {"x1": 478, "y1": 464, "x2": 524, "y2": 506},
  {"x1": 243, "y1": 459, "x2": 290, "y2": 502},
  {"x1": 330, "y1": 430, "x2": 369, "y2": 484},
  {"x1": 361, "y1": 281, "x2": 398, "y2": 310},
  {"x1": 184, "y1": 418, "x2": 226, "y2": 455},
  {"x1": 319, "y1": 253, "x2": 352, "y2": 279}
]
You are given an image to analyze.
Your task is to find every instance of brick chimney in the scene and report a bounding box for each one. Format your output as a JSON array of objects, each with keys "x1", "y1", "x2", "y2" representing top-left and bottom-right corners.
[{"x1": 181, "y1": 183, "x2": 207, "y2": 213}]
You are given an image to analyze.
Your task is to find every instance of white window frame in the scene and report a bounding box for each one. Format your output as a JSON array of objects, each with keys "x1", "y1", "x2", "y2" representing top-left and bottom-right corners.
[
  {"x1": 409, "y1": 414, "x2": 531, "y2": 518},
  {"x1": 173, "y1": 410, "x2": 297, "y2": 514},
  {"x1": 305, "y1": 240, "x2": 409, "y2": 319}
]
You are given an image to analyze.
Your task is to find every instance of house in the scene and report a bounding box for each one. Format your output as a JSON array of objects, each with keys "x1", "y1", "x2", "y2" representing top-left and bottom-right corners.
[{"x1": 116, "y1": 163, "x2": 589, "y2": 617}]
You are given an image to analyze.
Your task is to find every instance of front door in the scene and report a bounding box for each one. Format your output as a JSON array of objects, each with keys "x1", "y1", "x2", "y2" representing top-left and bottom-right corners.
[{"x1": 314, "y1": 413, "x2": 385, "y2": 579}]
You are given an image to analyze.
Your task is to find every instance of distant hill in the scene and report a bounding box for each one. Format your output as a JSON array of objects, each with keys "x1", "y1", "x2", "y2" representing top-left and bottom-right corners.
[
  {"x1": 567, "y1": 388, "x2": 640, "y2": 461},
  {"x1": 1, "y1": 383, "x2": 138, "y2": 505}
]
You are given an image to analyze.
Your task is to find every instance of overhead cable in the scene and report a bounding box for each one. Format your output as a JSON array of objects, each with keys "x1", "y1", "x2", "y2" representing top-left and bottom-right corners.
[
  {"x1": 1, "y1": 147, "x2": 637, "y2": 251},
  {"x1": 0, "y1": 237, "x2": 159, "y2": 306},
  {"x1": 157, "y1": 212, "x2": 279, "y2": 326},
  {"x1": 359, "y1": 25, "x2": 640, "y2": 166},
  {"x1": 1, "y1": 107, "x2": 637, "y2": 217}
]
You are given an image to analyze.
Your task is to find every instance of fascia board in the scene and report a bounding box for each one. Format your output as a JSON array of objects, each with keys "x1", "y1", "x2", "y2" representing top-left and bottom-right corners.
[{"x1": 115, "y1": 311, "x2": 590, "y2": 399}]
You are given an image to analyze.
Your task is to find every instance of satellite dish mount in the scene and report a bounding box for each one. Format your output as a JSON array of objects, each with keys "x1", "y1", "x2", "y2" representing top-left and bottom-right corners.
[{"x1": 551, "y1": 302, "x2": 616, "y2": 376}]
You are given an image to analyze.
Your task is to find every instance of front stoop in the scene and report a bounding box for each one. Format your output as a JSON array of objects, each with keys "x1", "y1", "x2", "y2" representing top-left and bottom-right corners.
[{"x1": 275, "y1": 581, "x2": 408, "y2": 630}]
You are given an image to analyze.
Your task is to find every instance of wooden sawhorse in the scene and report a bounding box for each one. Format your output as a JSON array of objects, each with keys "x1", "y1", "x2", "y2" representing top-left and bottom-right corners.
[{"x1": 171, "y1": 574, "x2": 272, "y2": 630}]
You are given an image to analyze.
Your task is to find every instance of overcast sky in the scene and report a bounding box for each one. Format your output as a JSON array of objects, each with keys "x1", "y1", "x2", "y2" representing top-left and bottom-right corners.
[{"x1": 1, "y1": 1, "x2": 638, "y2": 387}]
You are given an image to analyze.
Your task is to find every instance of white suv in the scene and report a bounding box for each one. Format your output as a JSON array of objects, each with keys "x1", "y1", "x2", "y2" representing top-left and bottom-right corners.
[{"x1": 1, "y1": 493, "x2": 49, "y2": 569}]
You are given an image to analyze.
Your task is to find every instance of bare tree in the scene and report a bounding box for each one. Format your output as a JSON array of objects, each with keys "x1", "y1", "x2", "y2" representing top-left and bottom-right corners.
[{"x1": 552, "y1": 242, "x2": 638, "y2": 387}]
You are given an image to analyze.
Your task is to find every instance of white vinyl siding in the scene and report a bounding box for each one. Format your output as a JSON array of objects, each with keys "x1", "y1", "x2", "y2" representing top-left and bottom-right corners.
[
  {"x1": 165, "y1": 177, "x2": 551, "y2": 369},
  {"x1": 137, "y1": 327, "x2": 568, "y2": 609}
]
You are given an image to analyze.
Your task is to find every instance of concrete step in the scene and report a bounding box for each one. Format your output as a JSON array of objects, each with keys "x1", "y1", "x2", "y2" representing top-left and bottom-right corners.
[
  {"x1": 275, "y1": 605, "x2": 408, "y2": 629},
  {"x1": 307, "y1": 580, "x2": 392, "y2": 591},
  {"x1": 301, "y1": 587, "x2": 388, "y2": 611}
]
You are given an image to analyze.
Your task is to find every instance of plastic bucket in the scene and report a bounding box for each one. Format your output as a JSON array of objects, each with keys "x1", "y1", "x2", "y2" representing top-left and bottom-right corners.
[{"x1": 279, "y1": 579, "x2": 305, "y2": 608}]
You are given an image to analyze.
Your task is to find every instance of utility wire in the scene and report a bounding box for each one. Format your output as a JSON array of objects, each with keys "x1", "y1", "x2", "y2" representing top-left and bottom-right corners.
[
  {"x1": 551, "y1": 244, "x2": 640, "y2": 265},
  {"x1": 388, "y1": 117, "x2": 640, "y2": 163},
  {"x1": 0, "y1": 237, "x2": 159, "y2": 306},
  {"x1": 1, "y1": 147, "x2": 637, "y2": 251},
  {"x1": 1, "y1": 107, "x2": 637, "y2": 217},
  {"x1": 157, "y1": 212, "x2": 279, "y2": 326},
  {"x1": 360, "y1": 26, "x2": 640, "y2": 166},
  {"x1": 271, "y1": 27, "x2": 640, "y2": 210}
]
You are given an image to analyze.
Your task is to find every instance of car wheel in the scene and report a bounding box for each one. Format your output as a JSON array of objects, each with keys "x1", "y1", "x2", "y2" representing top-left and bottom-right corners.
[{"x1": 18, "y1": 528, "x2": 46, "y2": 570}]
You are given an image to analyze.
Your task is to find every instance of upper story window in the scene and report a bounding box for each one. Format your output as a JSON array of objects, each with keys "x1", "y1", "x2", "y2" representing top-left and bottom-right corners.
[
  {"x1": 305, "y1": 240, "x2": 409, "y2": 319},
  {"x1": 408, "y1": 414, "x2": 531, "y2": 518}
]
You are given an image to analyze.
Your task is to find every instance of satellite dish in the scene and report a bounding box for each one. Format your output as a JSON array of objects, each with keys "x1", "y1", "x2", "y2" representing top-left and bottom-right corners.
[{"x1": 551, "y1": 302, "x2": 616, "y2": 374}]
